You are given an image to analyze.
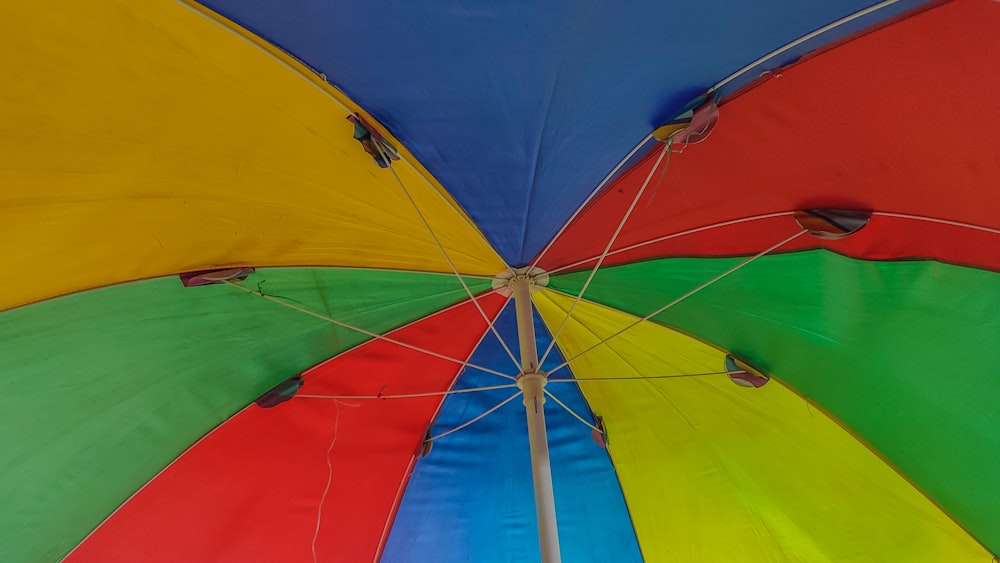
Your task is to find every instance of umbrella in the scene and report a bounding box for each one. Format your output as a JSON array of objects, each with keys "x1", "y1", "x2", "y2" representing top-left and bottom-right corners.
[{"x1": 1, "y1": 0, "x2": 997, "y2": 561}]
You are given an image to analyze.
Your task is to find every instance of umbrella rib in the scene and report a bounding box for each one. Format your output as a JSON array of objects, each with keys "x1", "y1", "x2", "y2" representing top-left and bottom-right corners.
[
  {"x1": 375, "y1": 143, "x2": 523, "y2": 372},
  {"x1": 547, "y1": 371, "x2": 730, "y2": 382},
  {"x1": 542, "y1": 388, "x2": 601, "y2": 433},
  {"x1": 224, "y1": 280, "x2": 517, "y2": 381},
  {"x1": 426, "y1": 391, "x2": 523, "y2": 442},
  {"x1": 710, "y1": 0, "x2": 901, "y2": 94},
  {"x1": 538, "y1": 143, "x2": 671, "y2": 367},
  {"x1": 549, "y1": 229, "x2": 807, "y2": 372},
  {"x1": 529, "y1": 133, "x2": 655, "y2": 272},
  {"x1": 545, "y1": 212, "x2": 794, "y2": 276},
  {"x1": 297, "y1": 383, "x2": 518, "y2": 400},
  {"x1": 872, "y1": 212, "x2": 1000, "y2": 235}
]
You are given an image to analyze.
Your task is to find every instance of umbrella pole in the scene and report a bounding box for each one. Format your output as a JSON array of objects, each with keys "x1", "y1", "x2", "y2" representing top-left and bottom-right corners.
[{"x1": 511, "y1": 275, "x2": 562, "y2": 563}]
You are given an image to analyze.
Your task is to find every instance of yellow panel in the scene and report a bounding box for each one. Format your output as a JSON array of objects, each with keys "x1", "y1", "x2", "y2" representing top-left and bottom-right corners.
[
  {"x1": 0, "y1": 0, "x2": 503, "y2": 311},
  {"x1": 536, "y1": 290, "x2": 988, "y2": 562}
]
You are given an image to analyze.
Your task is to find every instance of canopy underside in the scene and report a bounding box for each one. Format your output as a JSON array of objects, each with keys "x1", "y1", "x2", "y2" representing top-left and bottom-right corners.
[
  {"x1": 0, "y1": 0, "x2": 997, "y2": 560},
  {"x1": 54, "y1": 284, "x2": 991, "y2": 561}
]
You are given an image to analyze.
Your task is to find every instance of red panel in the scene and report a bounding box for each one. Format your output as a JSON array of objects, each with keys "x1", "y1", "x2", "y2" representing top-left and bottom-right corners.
[
  {"x1": 67, "y1": 293, "x2": 506, "y2": 563},
  {"x1": 539, "y1": 0, "x2": 1000, "y2": 272}
]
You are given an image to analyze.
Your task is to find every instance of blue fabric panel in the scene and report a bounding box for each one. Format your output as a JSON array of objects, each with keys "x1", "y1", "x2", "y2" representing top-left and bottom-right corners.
[
  {"x1": 199, "y1": 0, "x2": 929, "y2": 265},
  {"x1": 381, "y1": 301, "x2": 641, "y2": 562}
]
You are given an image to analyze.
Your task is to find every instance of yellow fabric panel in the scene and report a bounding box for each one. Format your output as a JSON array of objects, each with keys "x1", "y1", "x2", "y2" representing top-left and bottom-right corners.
[
  {"x1": 0, "y1": 0, "x2": 503, "y2": 311},
  {"x1": 536, "y1": 290, "x2": 989, "y2": 562}
]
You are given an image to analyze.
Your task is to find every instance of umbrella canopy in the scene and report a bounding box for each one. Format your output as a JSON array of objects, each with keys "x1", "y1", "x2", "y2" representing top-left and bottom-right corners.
[{"x1": 1, "y1": 1, "x2": 998, "y2": 561}]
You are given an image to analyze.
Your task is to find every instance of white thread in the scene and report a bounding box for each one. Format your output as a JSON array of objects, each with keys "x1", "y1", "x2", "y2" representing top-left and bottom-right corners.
[{"x1": 312, "y1": 399, "x2": 343, "y2": 563}]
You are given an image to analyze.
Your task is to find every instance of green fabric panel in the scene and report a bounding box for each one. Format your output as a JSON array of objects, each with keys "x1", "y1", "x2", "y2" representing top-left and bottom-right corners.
[
  {"x1": 551, "y1": 251, "x2": 1000, "y2": 554},
  {"x1": 0, "y1": 268, "x2": 489, "y2": 562}
]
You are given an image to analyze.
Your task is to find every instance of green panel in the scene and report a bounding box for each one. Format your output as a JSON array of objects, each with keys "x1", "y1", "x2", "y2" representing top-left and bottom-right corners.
[
  {"x1": 551, "y1": 251, "x2": 1000, "y2": 554},
  {"x1": 0, "y1": 268, "x2": 490, "y2": 562}
]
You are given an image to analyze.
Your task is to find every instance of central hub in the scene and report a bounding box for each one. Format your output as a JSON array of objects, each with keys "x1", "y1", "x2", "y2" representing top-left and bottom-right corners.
[
  {"x1": 516, "y1": 370, "x2": 548, "y2": 390},
  {"x1": 517, "y1": 370, "x2": 548, "y2": 405},
  {"x1": 491, "y1": 266, "x2": 549, "y2": 297}
]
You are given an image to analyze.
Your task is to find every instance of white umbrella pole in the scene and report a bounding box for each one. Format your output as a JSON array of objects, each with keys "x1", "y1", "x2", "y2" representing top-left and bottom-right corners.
[{"x1": 511, "y1": 275, "x2": 562, "y2": 563}]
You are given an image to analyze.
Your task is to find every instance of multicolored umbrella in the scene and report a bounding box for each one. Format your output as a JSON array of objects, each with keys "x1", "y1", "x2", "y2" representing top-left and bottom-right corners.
[{"x1": 2, "y1": 1, "x2": 998, "y2": 561}]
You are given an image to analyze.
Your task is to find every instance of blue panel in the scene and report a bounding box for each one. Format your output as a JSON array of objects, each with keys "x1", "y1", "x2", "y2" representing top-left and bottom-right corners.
[
  {"x1": 199, "y1": 0, "x2": 929, "y2": 265},
  {"x1": 382, "y1": 302, "x2": 641, "y2": 562}
]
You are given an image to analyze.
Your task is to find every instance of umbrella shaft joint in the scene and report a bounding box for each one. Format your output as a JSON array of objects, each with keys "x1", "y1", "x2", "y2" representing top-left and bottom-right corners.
[{"x1": 518, "y1": 371, "x2": 548, "y2": 408}]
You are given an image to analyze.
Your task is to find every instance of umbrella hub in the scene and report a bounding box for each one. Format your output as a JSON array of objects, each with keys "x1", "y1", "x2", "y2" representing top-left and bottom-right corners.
[
  {"x1": 516, "y1": 370, "x2": 549, "y2": 400},
  {"x1": 491, "y1": 266, "x2": 549, "y2": 297}
]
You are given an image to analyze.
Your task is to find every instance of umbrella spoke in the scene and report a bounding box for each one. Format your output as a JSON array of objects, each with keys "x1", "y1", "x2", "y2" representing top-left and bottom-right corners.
[
  {"x1": 425, "y1": 391, "x2": 523, "y2": 442},
  {"x1": 539, "y1": 142, "x2": 672, "y2": 367},
  {"x1": 224, "y1": 280, "x2": 517, "y2": 381},
  {"x1": 542, "y1": 389, "x2": 601, "y2": 434},
  {"x1": 546, "y1": 371, "x2": 729, "y2": 382},
  {"x1": 873, "y1": 212, "x2": 1000, "y2": 235},
  {"x1": 549, "y1": 229, "x2": 807, "y2": 372},
  {"x1": 374, "y1": 142, "x2": 523, "y2": 372},
  {"x1": 545, "y1": 212, "x2": 794, "y2": 276},
  {"x1": 297, "y1": 383, "x2": 518, "y2": 400}
]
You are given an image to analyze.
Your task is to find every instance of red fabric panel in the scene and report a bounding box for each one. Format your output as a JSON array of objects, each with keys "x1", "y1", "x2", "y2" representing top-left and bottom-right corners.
[
  {"x1": 539, "y1": 0, "x2": 1000, "y2": 272},
  {"x1": 67, "y1": 293, "x2": 506, "y2": 563}
]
